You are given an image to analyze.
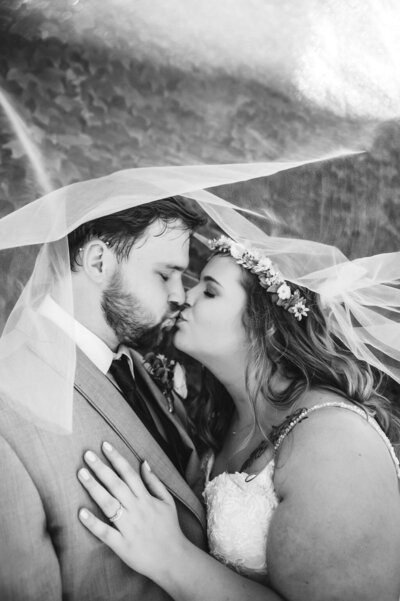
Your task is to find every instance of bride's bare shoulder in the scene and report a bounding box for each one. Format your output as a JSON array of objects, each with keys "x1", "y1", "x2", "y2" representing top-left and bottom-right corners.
[
  {"x1": 268, "y1": 388, "x2": 400, "y2": 600},
  {"x1": 274, "y1": 387, "x2": 398, "y2": 489}
]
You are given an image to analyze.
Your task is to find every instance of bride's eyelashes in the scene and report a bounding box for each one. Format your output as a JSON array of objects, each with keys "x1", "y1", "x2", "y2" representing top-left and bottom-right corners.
[{"x1": 203, "y1": 285, "x2": 218, "y2": 298}]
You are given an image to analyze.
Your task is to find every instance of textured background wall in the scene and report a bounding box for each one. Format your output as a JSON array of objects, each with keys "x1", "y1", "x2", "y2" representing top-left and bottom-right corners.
[
  {"x1": 1, "y1": 0, "x2": 400, "y2": 402},
  {"x1": 1, "y1": 1, "x2": 400, "y2": 311}
]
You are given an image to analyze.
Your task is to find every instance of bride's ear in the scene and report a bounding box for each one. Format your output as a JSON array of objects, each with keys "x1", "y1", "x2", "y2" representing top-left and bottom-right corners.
[{"x1": 81, "y1": 240, "x2": 114, "y2": 284}]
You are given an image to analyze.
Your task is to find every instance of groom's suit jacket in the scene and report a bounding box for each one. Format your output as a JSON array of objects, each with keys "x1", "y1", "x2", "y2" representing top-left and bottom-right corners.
[{"x1": 0, "y1": 339, "x2": 206, "y2": 600}]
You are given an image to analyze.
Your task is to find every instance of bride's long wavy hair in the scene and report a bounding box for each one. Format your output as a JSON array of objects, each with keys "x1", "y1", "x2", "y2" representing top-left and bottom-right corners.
[{"x1": 189, "y1": 256, "x2": 400, "y2": 458}]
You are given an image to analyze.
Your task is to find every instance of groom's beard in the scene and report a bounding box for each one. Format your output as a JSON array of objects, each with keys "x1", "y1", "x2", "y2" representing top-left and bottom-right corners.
[{"x1": 101, "y1": 269, "x2": 167, "y2": 351}]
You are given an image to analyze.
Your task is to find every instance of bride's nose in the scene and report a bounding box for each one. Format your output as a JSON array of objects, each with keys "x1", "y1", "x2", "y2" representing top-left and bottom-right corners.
[{"x1": 184, "y1": 286, "x2": 196, "y2": 306}]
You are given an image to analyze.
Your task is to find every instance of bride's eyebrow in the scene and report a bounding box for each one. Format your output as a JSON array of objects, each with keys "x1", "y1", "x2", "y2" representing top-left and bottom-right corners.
[{"x1": 203, "y1": 275, "x2": 223, "y2": 287}]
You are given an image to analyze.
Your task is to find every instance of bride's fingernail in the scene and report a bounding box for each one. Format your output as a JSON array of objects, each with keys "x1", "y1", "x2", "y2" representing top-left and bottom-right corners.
[
  {"x1": 103, "y1": 441, "x2": 113, "y2": 452},
  {"x1": 79, "y1": 468, "x2": 91, "y2": 481},
  {"x1": 143, "y1": 460, "x2": 151, "y2": 472},
  {"x1": 85, "y1": 450, "x2": 97, "y2": 463},
  {"x1": 80, "y1": 509, "x2": 89, "y2": 520}
]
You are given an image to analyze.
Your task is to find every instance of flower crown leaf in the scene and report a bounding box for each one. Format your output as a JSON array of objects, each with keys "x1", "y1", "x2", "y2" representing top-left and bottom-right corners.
[{"x1": 208, "y1": 236, "x2": 309, "y2": 321}]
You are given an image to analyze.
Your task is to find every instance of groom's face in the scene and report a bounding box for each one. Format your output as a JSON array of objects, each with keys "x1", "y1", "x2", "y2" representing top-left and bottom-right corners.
[{"x1": 102, "y1": 219, "x2": 190, "y2": 349}]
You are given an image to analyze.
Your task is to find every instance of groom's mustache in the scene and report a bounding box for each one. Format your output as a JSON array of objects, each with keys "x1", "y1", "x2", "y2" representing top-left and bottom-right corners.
[
  {"x1": 161, "y1": 302, "x2": 186, "y2": 330},
  {"x1": 168, "y1": 301, "x2": 188, "y2": 319}
]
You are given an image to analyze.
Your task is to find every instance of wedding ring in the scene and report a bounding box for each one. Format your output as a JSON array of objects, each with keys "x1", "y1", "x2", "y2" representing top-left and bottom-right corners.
[{"x1": 109, "y1": 501, "x2": 125, "y2": 523}]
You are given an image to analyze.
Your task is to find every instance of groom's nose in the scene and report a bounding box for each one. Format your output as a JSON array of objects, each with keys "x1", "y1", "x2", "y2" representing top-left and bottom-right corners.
[
  {"x1": 168, "y1": 281, "x2": 186, "y2": 308},
  {"x1": 169, "y1": 300, "x2": 186, "y2": 314}
]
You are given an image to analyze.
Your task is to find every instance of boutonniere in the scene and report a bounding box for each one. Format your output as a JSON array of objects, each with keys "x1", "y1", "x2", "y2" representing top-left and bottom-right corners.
[{"x1": 142, "y1": 352, "x2": 188, "y2": 413}]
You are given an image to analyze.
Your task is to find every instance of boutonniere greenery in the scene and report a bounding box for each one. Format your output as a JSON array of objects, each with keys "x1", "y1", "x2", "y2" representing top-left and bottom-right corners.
[{"x1": 143, "y1": 352, "x2": 187, "y2": 413}]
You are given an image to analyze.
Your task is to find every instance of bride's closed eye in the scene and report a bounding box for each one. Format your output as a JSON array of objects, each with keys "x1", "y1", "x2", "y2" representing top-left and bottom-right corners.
[{"x1": 204, "y1": 284, "x2": 218, "y2": 298}]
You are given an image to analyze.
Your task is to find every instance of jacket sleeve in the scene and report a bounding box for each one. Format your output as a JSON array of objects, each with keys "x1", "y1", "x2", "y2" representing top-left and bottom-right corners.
[{"x1": 0, "y1": 435, "x2": 62, "y2": 600}]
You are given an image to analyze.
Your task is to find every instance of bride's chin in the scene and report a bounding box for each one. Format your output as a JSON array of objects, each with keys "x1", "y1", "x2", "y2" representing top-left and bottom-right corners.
[
  {"x1": 174, "y1": 332, "x2": 197, "y2": 360},
  {"x1": 173, "y1": 330, "x2": 186, "y2": 352}
]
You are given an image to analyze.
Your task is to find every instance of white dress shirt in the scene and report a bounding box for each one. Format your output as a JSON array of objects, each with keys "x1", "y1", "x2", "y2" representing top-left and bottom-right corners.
[{"x1": 38, "y1": 295, "x2": 132, "y2": 374}]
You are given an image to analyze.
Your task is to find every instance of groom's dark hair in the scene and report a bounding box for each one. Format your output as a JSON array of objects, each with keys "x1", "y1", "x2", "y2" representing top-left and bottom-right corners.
[{"x1": 68, "y1": 196, "x2": 206, "y2": 271}]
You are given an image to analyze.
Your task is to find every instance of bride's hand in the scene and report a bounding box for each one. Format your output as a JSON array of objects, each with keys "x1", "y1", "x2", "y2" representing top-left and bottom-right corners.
[{"x1": 77, "y1": 442, "x2": 186, "y2": 580}]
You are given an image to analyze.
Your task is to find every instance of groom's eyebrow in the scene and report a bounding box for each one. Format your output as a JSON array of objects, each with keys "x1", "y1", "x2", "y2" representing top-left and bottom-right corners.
[{"x1": 156, "y1": 262, "x2": 187, "y2": 272}]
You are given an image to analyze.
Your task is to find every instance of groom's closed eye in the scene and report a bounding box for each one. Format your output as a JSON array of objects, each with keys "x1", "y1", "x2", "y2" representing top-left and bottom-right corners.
[
  {"x1": 155, "y1": 262, "x2": 188, "y2": 273},
  {"x1": 156, "y1": 265, "x2": 185, "y2": 282}
]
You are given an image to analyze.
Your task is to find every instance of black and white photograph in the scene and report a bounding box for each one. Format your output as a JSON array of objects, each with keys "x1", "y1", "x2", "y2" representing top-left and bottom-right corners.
[{"x1": 0, "y1": 1, "x2": 400, "y2": 599}]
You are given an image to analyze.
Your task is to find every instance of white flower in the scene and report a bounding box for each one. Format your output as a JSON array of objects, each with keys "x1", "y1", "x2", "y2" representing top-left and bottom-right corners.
[
  {"x1": 292, "y1": 302, "x2": 310, "y2": 321},
  {"x1": 230, "y1": 242, "x2": 245, "y2": 260},
  {"x1": 277, "y1": 283, "x2": 291, "y2": 300},
  {"x1": 252, "y1": 257, "x2": 272, "y2": 273},
  {"x1": 173, "y1": 362, "x2": 188, "y2": 399},
  {"x1": 268, "y1": 267, "x2": 281, "y2": 281}
]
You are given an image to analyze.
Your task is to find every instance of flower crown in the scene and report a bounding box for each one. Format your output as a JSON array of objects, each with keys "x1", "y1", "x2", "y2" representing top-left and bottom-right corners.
[{"x1": 208, "y1": 236, "x2": 309, "y2": 321}]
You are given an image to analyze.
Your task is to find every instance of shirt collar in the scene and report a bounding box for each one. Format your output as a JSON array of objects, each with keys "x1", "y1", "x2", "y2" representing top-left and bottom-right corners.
[{"x1": 38, "y1": 295, "x2": 132, "y2": 374}]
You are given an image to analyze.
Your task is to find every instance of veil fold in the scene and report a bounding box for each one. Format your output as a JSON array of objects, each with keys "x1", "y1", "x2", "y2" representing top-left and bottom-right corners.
[{"x1": 0, "y1": 154, "x2": 399, "y2": 433}]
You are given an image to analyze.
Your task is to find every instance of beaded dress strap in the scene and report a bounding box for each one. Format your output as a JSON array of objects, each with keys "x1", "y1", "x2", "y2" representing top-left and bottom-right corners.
[{"x1": 272, "y1": 401, "x2": 400, "y2": 478}]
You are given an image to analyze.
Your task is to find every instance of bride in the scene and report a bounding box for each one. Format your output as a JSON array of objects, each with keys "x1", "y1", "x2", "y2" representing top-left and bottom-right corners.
[{"x1": 77, "y1": 235, "x2": 400, "y2": 601}]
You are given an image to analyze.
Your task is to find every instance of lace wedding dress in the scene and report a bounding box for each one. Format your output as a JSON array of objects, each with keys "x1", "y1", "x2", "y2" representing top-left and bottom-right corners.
[{"x1": 203, "y1": 401, "x2": 400, "y2": 582}]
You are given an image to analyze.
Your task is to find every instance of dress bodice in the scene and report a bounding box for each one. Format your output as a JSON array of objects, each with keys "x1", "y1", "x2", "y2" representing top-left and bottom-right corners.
[
  {"x1": 203, "y1": 401, "x2": 400, "y2": 582},
  {"x1": 203, "y1": 454, "x2": 277, "y2": 580}
]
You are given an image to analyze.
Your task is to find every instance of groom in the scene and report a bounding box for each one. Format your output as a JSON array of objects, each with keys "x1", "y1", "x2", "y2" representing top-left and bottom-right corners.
[{"x1": 0, "y1": 198, "x2": 207, "y2": 599}]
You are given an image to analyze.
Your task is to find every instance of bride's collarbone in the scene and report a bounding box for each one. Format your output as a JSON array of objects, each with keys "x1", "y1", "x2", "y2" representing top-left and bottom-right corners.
[
  {"x1": 212, "y1": 435, "x2": 273, "y2": 478},
  {"x1": 244, "y1": 444, "x2": 274, "y2": 474},
  {"x1": 211, "y1": 449, "x2": 246, "y2": 477}
]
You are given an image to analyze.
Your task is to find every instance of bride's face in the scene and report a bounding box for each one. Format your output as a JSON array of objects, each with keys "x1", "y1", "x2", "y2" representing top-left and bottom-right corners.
[{"x1": 174, "y1": 255, "x2": 248, "y2": 364}]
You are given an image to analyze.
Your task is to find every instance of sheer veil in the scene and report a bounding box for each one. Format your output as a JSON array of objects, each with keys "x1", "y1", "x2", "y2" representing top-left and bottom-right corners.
[{"x1": 0, "y1": 155, "x2": 399, "y2": 433}]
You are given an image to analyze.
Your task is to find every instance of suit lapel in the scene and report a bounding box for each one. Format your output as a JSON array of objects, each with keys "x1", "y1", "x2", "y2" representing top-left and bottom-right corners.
[{"x1": 74, "y1": 350, "x2": 206, "y2": 529}]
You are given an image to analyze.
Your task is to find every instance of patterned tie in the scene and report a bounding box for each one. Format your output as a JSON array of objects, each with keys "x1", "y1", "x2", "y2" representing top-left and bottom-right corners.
[{"x1": 109, "y1": 355, "x2": 189, "y2": 474}]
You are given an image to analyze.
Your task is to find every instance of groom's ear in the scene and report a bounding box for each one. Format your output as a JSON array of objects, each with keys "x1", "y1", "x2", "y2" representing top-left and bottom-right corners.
[{"x1": 82, "y1": 240, "x2": 114, "y2": 284}]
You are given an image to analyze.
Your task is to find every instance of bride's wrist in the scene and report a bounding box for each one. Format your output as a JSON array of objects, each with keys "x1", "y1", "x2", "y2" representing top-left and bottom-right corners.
[{"x1": 154, "y1": 533, "x2": 193, "y2": 591}]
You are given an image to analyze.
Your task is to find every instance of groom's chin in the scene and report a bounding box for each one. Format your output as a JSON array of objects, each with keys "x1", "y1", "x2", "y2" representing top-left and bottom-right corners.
[{"x1": 126, "y1": 323, "x2": 163, "y2": 352}]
